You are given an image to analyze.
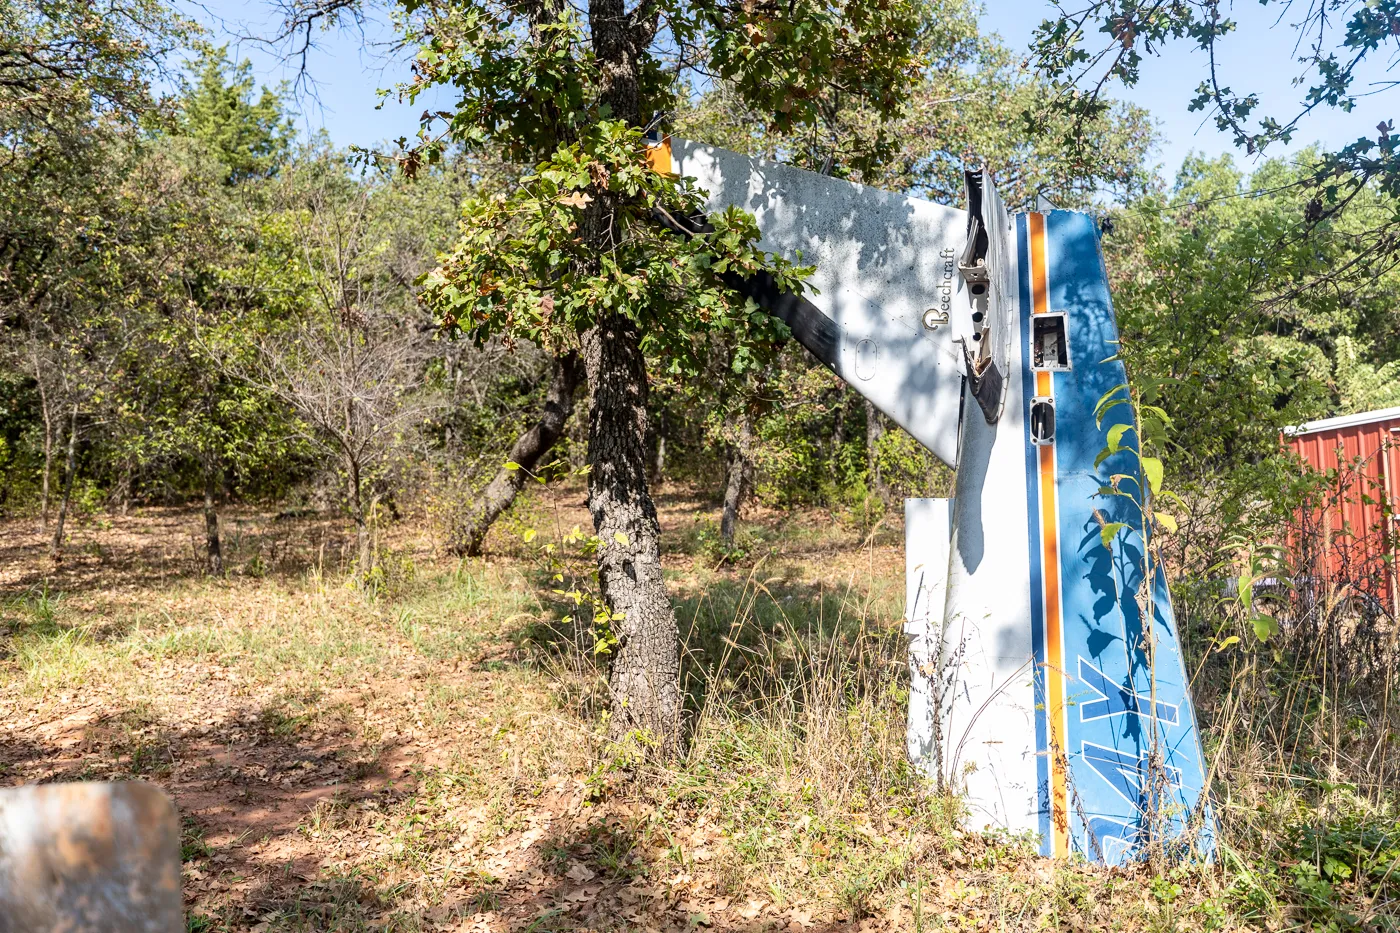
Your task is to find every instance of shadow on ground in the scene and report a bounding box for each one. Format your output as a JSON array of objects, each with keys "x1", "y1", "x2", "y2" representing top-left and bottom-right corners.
[{"x1": 0, "y1": 700, "x2": 882, "y2": 932}]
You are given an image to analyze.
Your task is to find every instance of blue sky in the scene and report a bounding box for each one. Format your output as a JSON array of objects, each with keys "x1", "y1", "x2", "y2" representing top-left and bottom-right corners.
[
  {"x1": 182, "y1": 0, "x2": 1400, "y2": 185},
  {"x1": 986, "y1": 0, "x2": 1398, "y2": 181},
  {"x1": 177, "y1": 0, "x2": 452, "y2": 149}
]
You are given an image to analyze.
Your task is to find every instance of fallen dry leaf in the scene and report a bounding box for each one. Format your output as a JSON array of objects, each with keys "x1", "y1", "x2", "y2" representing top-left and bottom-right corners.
[{"x1": 788, "y1": 907, "x2": 814, "y2": 927}]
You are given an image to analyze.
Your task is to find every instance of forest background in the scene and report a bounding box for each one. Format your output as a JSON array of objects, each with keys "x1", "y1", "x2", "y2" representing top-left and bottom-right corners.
[{"x1": 3, "y1": 0, "x2": 1400, "y2": 929}]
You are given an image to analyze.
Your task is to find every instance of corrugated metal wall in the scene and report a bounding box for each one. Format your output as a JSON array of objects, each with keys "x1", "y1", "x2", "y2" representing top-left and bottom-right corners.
[{"x1": 1285, "y1": 412, "x2": 1400, "y2": 615}]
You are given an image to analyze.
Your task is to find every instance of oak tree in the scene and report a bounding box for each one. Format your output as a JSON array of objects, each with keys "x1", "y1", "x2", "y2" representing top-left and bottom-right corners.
[{"x1": 405, "y1": 0, "x2": 931, "y2": 755}]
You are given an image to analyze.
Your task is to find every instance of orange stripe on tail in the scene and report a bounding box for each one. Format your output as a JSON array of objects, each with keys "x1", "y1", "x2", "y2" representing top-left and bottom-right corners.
[{"x1": 1029, "y1": 212, "x2": 1070, "y2": 858}]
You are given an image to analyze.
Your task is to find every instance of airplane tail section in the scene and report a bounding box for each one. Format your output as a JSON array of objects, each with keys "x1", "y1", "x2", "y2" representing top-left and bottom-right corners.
[{"x1": 658, "y1": 137, "x2": 1214, "y2": 864}]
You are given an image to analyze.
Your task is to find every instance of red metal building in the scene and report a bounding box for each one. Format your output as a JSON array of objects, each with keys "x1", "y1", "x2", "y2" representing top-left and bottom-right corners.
[{"x1": 1284, "y1": 406, "x2": 1400, "y2": 616}]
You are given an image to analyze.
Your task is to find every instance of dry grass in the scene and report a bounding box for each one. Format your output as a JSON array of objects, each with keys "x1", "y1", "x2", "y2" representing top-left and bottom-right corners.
[{"x1": 0, "y1": 485, "x2": 1388, "y2": 931}]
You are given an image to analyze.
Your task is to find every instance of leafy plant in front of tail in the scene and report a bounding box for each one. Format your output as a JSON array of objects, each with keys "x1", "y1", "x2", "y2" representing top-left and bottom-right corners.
[{"x1": 1093, "y1": 377, "x2": 1190, "y2": 865}]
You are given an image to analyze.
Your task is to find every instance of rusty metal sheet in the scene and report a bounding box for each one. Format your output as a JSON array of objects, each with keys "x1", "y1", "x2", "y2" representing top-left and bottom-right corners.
[
  {"x1": 0, "y1": 781, "x2": 181, "y2": 933},
  {"x1": 1286, "y1": 408, "x2": 1400, "y2": 615}
]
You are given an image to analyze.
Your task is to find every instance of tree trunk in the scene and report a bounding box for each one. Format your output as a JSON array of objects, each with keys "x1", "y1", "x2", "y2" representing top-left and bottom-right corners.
[
  {"x1": 865, "y1": 398, "x2": 889, "y2": 503},
  {"x1": 204, "y1": 458, "x2": 223, "y2": 576},
  {"x1": 584, "y1": 0, "x2": 675, "y2": 753},
  {"x1": 583, "y1": 314, "x2": 683, "y2": 757},
  {"x1": 349, "y1": 457, "x2": 369, "y2": 573},
  {"x1": 451, "y1": 352, "x2": 582, "y2": 556},
  {"x1": 341, "y1": 382, "x2": 372, "y2": 574},
  {"x1": 50, "y1": 404, "x2": 78, "y2": 561},
  {"x1": 653, "y1": 407, "x2": 666, "y2": 485},
  {"x1": 40, "y1": 415, "x2": 52, "y2": 533},
  {"x1": 832, "y1": 386, "x2": 846, "y2": 453},
  {"x1": 32, "y1": 344, "x2": 52, "y2": 533},
  {"x1": 113, "y1": 458, "x2": 133, "y2": 517},
  {"x1": 720, "y1": 411, "x2": 755, "y2": 546}
]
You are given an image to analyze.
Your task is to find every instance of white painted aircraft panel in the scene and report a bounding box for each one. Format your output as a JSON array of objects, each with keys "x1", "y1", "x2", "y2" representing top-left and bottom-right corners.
[
  {"x1": 906, "y1": 497, "x2": 954, "y2": 771},
  {"x1": 669, "y1": 141, "x2": 967, "y2": 468},
  {"x1": 939, "y1": 224, "x2": 1041, "y2": 835}
]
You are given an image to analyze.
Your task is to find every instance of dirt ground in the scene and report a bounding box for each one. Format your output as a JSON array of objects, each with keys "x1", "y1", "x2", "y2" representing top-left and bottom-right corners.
[{"x1": 0, "y1": 490, "x2": 1218, "y2": 932}]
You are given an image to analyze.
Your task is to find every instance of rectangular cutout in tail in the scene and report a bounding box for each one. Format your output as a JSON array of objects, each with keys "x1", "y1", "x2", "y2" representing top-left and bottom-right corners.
[{"x1": 1032, "y1": 312, "x2": 1070, "y2": 371}]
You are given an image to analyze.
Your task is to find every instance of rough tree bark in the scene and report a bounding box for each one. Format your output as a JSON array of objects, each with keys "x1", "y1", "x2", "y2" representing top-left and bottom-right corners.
[
  {"x1": 580, "y1": 0, "x2": 682, "y2": 755},
  {"x1": 204, "y1": 457, "x2": 223, "y2": 576},
  {"x1": 50, "y1": 404, "x2": 78, "y2": 561},
  {"x1": 720, "y1": 411, "x2": 756, "y2": 546},
  {"x1": 583, "y1": 314, "x2": 684, "y2": 756},
  {"x1": 451, "y1": 352, "x2": 582, "y2": 556}
]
